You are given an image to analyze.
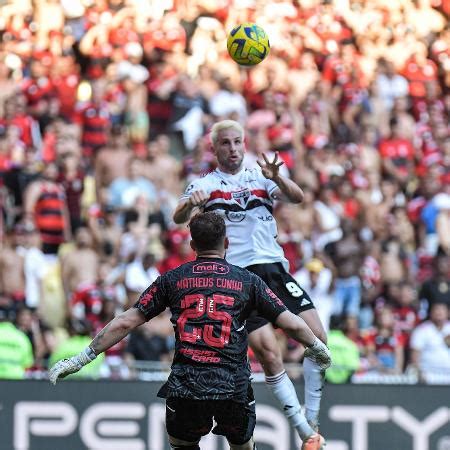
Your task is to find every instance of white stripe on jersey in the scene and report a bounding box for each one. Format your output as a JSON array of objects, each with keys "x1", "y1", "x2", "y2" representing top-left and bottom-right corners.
[{"x1": 182, "y1": 168, "x2": 289, "y2": 270}]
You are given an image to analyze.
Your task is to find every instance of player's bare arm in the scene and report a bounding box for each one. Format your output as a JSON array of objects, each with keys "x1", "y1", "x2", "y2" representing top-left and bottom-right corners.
[
  {"x1": 49, "y1": 308, "x2": 146, "y2": 384},
  {"x1": 275, "y1": 311, "x2": 331, "y2": 370},
  {"x1": 90, "y1": 308, "x2": 146, "y2": 355},
  {"x1": 257, "y1": 152, "x2": 304, "y2": 203},
  {"x1": 173, "y1": 189, "x2": 209, "y2": 224}
]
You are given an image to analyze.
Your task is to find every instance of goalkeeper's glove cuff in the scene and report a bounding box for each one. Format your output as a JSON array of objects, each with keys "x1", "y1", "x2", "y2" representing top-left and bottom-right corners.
[{"x1": 78, "y1": 346, "x2": 97, "y2": 367}]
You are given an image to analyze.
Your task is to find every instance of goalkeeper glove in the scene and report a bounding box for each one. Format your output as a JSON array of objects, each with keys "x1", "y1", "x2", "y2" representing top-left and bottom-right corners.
[
  {"x1": 304, "y1": 338, "x2": 332, "y2": 371},
  {"x1": 49, "y1": 347, "x2": 97, "y2": 385}
]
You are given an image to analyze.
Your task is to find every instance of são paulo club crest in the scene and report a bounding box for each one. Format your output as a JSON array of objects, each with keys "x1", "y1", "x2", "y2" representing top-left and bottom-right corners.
[{"x1": 231, "y1": 188, "x2": 251, "y2": 208}]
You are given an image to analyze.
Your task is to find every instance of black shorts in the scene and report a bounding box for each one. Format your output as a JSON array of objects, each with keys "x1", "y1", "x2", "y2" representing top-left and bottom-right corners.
[
  {"x1": 165, "y1": 391, "x2": 256, "y2": 445},
  {"x1": 245, "y1": 262, "x2": 315, "y2": 333}
]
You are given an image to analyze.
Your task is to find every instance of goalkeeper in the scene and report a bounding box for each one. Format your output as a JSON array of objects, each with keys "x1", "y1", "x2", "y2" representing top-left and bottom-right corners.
[{"x1": 49, "y1": 212, "x2": 330, "y2": 450}]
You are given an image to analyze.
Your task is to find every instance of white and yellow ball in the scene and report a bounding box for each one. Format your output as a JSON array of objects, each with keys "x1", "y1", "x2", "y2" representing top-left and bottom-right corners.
[{"x1": 227, "y1": 23, "x2": 270, "y2": 66}]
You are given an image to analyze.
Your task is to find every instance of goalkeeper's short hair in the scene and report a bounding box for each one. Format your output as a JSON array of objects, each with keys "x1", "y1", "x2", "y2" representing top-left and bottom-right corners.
[{"x1": 189, "y1": 212, "x2": 226, "y2": 252}]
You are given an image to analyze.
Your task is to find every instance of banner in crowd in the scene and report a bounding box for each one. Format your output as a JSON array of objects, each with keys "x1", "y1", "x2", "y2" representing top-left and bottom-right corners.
[{"x1": 1, "y1": 380, "x2": 450, "y2": 450}]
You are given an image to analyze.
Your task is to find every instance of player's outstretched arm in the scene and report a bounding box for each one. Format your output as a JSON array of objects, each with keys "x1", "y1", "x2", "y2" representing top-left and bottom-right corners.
[
  {"x1": 257, "y1": 152, "x2": 304, "y2": 203},
  {"x1": 173, "y1": 190, "x2": 209, "y2": 224},
  {"x1": 275, "y1": 311, "x2": 331, "y2": 370},
  {"x1": 49, "y1": 308, "x2": 146, "y2": 385}
]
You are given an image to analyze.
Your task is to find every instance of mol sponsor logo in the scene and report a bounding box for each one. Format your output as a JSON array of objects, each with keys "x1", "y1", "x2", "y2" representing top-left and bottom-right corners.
[{"x1": 192, "y1": 263, "x2": 229, "y2": 275}]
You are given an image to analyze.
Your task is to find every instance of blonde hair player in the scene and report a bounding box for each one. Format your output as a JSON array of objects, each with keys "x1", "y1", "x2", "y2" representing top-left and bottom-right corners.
[{"x1": 173, "y1": 120, "x2": 328, "y2": 449}]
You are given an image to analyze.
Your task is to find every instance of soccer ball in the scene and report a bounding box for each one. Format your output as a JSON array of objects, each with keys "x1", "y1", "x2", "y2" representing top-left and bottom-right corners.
[{"x1": 227, "y1": 23, "x2": 270, "y2": 66}]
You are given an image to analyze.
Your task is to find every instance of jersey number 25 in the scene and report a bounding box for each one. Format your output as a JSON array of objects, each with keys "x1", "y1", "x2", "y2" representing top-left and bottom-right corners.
[{"x1": 177, "y1": 294, "x2": 234, "y2": 348}]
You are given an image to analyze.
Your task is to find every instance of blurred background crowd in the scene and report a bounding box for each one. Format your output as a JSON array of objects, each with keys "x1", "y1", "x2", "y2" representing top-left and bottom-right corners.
[{"x1": 0, "y1": 0, "x2": 449, "y2": 383}]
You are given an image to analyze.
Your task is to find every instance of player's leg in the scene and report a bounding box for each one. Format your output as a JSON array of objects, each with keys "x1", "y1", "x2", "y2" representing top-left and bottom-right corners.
[
  {"x1": 248, "y1": 321, "x2": 315, "y2": 441},
  {"x1": 165, "y1": 398, "x2": 211, "y2": 449},
  {"x1": 168, "y1": 435, "x2": 200, "y2": 449},
  {"x1": 249, "y1": 263, "x2": 327, "y2": 439},
  {"x1": 248, "y1": 319, "x2": 284, "y2": 375},
  {"x1": 299, "y1": 308, "x2": 327, "y2": 431},
  {"x1": 212, "y1": 393, "x2": 258, "y2": 450}
]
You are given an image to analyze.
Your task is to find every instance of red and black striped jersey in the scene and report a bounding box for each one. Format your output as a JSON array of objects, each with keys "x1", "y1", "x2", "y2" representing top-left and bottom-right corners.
[
  {"x1": 34, "y1": 184, "x2": 67, "y2": 245},
  {"x1": 75, "y1": 102, "x2": 110, "y2": 153}
]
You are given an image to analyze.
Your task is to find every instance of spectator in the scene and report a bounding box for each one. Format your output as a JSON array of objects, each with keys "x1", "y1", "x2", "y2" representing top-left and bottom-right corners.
[
  {"x1": 410, "y1": 302, "x2": 450, "y2": 384},
  {"x1": 169, "y1": 75, "x2": 208, "y2": 154},
  {"x1": 23, "y1": 162, "x2": 71, "y2": 255},
  {"x1": 435, "y1": 191, "x2": 450, "y2": 255},
  {"x1": 57, "y1": 151, "x2": 85, "y2": 233},
  {"x1": 87, "y1": 204, "x2": 122, "y2": 260},
  {"x1": 419, "y1": 250, "x2": 450, "y2": 311},
  {"x1": 181, "y1": 135, "x2": 216, "y2": 185},
  {"x1": 326, "y1": 315, "x2": 360, "y2": 384},
  {"x1": 14, "y1": 305, "x2": 48, "y2": 368},
  {"x1": 325, "y1": 219, "x2": 363, "y2": 318},
  {"x1": 60, "y1": 225, "x2": 99, "y2": 298},
  {"x1": 143, "y1": 135, "x2": 181, "y2": 197},
  {"x1": 108, "y1": 157, "x2": 157, "y2": 211},
  {"x1": 48, "y1": 318, "x2": 104, "y2": 379},
  {"x1": 158, "y1": 228, "x2": 194, "y2": 274},
  {"x1": 15, "y1": 222, "x2": 48, "y2": 310},
  {"x1": 69, "y1": 259, "x2": 124, "y2": 332},
  {"x1": 124, "y1": 311, "x2": 174, "y2": 365},
  {"x1": 379, "y1": 118, "x2": 415, "y2": 188},
  {"x1": 294, "y1": 258, "x2": 334, "y2": 331},
  {"x1": 0, "y1": 296, "x2": 33, "y2": 379},
  {"x1": 125, "y1": 252, "x2": 160, "y2": 297},
  {"x1": 0, "y1": 226, "x2": 26, "y2": 303},
  {"x1": 375, "y1": 59, "x2": 409, "y2": 111},
  {"x1": 94, "y1": 125, "x2": 132, "y2": 198},
  {"x1": 392, "y1": 282, "x2": 420, "y2": 345},
  {"x1": 276, "y1": 203, "x2": 305, "y2": 273},
  {"x1": 364, "y1": 307, "x2": 405, "y2": 375},
  {"x1": 314, "y1": 184, "x2": 342, "y2": 251},
  {"x1": 74, "y1": 80, "x2": 110, "y2": 158}
]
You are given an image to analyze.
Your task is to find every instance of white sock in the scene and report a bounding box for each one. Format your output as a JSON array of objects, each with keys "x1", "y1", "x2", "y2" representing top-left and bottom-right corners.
[
  {"x1": 265, "y1": 370, "x2": 315, "y2": 440},
  {"x1": 303, "y1": 357, "x2": 325, "y2": 430}
]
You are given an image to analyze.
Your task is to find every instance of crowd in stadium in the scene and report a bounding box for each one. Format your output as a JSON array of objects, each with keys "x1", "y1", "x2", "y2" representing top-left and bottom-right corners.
[{"x1": 0, "y1": 0, "x2": 449, "y2": 383}]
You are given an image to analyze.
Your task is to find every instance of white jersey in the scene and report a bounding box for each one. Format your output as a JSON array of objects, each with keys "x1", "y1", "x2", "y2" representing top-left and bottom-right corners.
[{"x1": 181, "y1": 168, "x2": 289, "y2": 269}]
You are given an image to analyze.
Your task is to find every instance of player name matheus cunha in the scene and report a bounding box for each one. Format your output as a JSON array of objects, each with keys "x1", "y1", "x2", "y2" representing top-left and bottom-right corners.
[{"x1": 176, "y1": 277, "x2": 243, "y2": 291}]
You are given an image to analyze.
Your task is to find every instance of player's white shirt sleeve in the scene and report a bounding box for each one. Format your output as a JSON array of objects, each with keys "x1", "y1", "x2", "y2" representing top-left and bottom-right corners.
[
  {"x1": 180, "y1": 177, "x2": 210, "y2": 200},
  {"x1": 261, "y1": 172, "x2": 279, "y2": 200}
]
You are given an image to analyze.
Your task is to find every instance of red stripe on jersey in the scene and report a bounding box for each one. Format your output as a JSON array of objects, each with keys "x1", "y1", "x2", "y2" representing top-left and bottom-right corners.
[
  {"x1": 251, "y1": 189, "x2": 269, "y2": 199},
  {"x1": 36, "y1": 198, "x2": 64, "y2": 211},
  {"x1": 35, "y1": 215, "x2": 66, "y2": 229},
  {"x1": 209, "y1": 189, "x2": 269, "y2": 200},
  {"x1": 210, "y1": 190, "x2": 232, "y2": 200}
]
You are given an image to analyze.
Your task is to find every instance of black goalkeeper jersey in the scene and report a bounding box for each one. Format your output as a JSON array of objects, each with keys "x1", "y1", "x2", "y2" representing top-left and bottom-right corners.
[{"x1": 134, "y1": 257, "x2": 287, "y2": 401}]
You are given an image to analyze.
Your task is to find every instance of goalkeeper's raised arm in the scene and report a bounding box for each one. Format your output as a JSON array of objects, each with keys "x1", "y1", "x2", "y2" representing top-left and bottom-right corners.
[{"x1": 49, "y1": 308, "x2": 146, "y2": 384}]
